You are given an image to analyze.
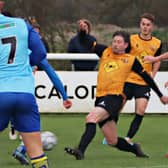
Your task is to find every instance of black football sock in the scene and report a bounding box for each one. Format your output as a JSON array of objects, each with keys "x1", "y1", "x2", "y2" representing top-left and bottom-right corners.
[
  {"x1": 78, "y1": 123, "x2": 96, "y2": 154},
  {"x1": 114, "y1": 137, "x2": 137, "y2": 154},
  {"x1": 126, "y1": 114, "x2": 144, "y2": 138}
]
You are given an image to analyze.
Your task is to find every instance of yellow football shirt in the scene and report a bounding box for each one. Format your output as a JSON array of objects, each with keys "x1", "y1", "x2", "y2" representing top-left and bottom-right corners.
[
  {"x1": 126, "y1": 34, "x2": 161, "y2": 85},
  {"x1": 96, "y1": 47, "x2": 136, "y2": 97}
]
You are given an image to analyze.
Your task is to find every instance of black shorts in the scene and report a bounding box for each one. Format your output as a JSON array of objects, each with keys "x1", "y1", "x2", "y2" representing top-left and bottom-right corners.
[
  {"x1": 95, "y1": 95, "x2": 123, "y2": 123},
  {"x1": 124, "y1": 82, "x2": 151, "y2": 100}
]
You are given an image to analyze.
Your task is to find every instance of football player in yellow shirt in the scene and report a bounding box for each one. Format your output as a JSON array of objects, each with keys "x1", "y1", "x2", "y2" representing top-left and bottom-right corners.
[
  {"x1": 144, "y1": 51, "x2": 168, "y2": 64},
  {"x1": 124, "y1": 13, "x2": 162, "y2": 143},
  {"x1": 64, "y1": 30, "x2": 168, "y2": 160}
]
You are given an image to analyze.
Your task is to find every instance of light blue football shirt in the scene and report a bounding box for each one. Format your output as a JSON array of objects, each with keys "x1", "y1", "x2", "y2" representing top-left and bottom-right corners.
[{"x1": 0, "y1": 14, "x2": 34, "y2": 94}]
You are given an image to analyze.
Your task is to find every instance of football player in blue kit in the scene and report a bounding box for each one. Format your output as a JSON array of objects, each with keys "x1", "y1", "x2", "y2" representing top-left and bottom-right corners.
[{"x1": 0, "y1": 1, "x2": 71, "y2": 168}]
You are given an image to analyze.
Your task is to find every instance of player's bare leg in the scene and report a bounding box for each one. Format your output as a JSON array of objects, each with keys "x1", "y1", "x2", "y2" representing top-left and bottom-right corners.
[
  {"x1": 21, "y1": 132, "x2": 49, "y2": 168},
  {"x1": 101, "y1": 120, "x2": 149, "y2": 158}
]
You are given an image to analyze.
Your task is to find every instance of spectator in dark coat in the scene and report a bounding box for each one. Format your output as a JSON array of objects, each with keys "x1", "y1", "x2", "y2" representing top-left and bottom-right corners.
[{"x1": 68, "y1": 19, "x2": 98, "y2": 71}]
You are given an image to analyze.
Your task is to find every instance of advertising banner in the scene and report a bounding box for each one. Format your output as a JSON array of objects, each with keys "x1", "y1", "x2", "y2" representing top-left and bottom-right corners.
[{"x1": 35, "y1": 71, "x2": 168, "y2": 113}]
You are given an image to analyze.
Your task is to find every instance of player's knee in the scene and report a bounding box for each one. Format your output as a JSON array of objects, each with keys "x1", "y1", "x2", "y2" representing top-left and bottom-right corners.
[
  {"x1": 136, "y1": 107, "x2": 145, "y2": 115},
  {"x1": 86, "y1": 113, "x2": 97, "y2": 123},
  {"x1": 136, "y1": 102, "x2": 148, "y2": 115},
  {"x1": 106, "y1": 137, "x2": 118, "y2": 146}
]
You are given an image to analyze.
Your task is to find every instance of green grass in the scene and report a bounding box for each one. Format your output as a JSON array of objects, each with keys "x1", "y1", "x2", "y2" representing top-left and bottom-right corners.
[{"x1": 1, "y1": 114, "x2": 168, "y2": 168}]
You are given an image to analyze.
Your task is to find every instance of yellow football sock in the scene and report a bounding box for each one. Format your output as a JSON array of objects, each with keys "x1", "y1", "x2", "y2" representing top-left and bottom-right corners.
[{"x1": 31, "y1": 155, "x2": 49, "y2": 168}]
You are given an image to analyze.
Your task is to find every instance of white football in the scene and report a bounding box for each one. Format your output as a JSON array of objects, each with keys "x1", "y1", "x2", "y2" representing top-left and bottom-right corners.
[{"x1": 41, "y1": 131, "x2": 57, "y2": 150}]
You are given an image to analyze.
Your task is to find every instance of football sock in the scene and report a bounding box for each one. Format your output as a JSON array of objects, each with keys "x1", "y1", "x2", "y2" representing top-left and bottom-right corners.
[
  {"x1": 78, "y1": 123, "x2": 96, "y2": 154},
  {"x1": 126, "y1": 114, "x2": 143, "y2": 138},
  {"x1": 11, "y1": 126, "x2": 15, "y2": 135},
  {"x1": 31, "y1": 154, "x2": 49, "y2": 168},
  {"x1": 114, "y1": 137, "x2": 137, "y2": 154}
]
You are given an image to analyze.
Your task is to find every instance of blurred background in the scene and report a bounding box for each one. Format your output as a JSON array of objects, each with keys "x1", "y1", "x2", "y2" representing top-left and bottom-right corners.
[{"x1": 3, "y1": 0, "x2": 168, "y2": 70}]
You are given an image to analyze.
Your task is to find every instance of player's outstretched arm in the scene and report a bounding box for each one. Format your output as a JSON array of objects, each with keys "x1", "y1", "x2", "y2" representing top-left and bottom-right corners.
[
  {"x1": 143, "y1": 52, "x2": 168, "y2": 63},
  {"x1": 143, "y1": 55, "x2": 159, "y2": 63},
  {"x1": 38, "y1": 59, "x2": 72, "y2": 108},
  {"x1": 27, "y1": 23, "x2": 72, "y2": 108}
]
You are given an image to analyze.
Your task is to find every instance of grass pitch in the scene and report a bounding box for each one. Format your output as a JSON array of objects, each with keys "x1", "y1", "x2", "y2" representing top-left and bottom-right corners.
[{"x1": 0, "y1": 114, "x2": 168, "y2": 168}]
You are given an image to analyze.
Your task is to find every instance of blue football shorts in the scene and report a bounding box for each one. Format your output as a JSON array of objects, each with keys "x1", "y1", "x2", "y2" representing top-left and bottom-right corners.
[{"x1": 0, "y1": 92, "x2": 40, "y2": 132}]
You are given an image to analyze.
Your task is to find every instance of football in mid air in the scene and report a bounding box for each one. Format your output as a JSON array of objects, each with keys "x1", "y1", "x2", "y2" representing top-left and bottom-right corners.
[{"x1": 41, "y1": 131, "x2": 57, "y2": 151}]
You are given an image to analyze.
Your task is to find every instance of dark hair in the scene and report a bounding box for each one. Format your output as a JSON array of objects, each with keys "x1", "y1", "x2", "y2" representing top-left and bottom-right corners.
[
  {"x1": 140, "y1": 13, "x2": 155, "y2": 23},
  {"x1": 113, "y1": 30, "x2": 131, "y2": 53},
  {"x1": 32, "y1": 22, "x2": 40, "y2": 29}
]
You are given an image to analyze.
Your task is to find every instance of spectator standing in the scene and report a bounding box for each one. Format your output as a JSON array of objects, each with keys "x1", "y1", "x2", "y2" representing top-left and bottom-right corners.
[
  {"x1": 68, "y1": 19, "x2": 98, "y2": 71},
  {"x1": 32, "y1": 22, "x2": 50, "y2": 53}
]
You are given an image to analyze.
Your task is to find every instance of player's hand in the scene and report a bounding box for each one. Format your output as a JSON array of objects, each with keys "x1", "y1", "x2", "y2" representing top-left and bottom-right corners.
[
  {"x1": 63, "y1": 99, "x2": 72, "y2": 109},
  {"x1": 160, "y1": 96, "x2": 168, "y2": 105},
  {"x1": 143, "y1": 56, "x2": 158, "y2": 63},
  {"x1": 164, "y1": 81, "x2": 168, "y2": 88}
]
